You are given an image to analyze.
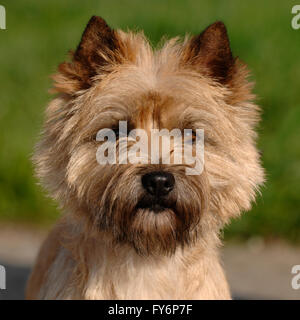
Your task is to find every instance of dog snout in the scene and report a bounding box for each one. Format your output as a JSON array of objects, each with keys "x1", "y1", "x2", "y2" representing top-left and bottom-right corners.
[{"x1": 141, "y1": 171, "x2": 175, "y2": 197}]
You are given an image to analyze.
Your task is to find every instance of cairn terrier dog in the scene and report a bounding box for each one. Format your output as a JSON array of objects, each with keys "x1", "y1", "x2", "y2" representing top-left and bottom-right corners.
[{"x1": 26, "y1": 16, "x2": 264, "y2": 299}]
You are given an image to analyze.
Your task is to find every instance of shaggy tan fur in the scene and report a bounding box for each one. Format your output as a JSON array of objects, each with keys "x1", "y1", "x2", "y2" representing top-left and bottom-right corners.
[{"x1": 26, "y1": 16, "x2": 264, "y2": 300}]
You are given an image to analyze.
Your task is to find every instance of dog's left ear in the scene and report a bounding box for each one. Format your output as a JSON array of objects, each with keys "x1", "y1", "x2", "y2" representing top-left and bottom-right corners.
[
  {"x1": 53, "y1": 16, "x2": 123, "y2": 94},
  {"x1": 182, "y1": 21, "x2": 235, "y2": 84}
]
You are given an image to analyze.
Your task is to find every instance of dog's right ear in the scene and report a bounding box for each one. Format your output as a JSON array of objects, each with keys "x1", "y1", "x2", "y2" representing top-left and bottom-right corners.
[{"x1": 53, "y1": 16, "x2": 123, "y2": 94}]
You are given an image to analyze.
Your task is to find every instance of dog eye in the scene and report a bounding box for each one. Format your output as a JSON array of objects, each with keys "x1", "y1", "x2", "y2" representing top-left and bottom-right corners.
[
  {"x1": 112, "y1": 127, "x2": 120, "y2": 139},
  {"x1": 184, "y1": 130, "x2": 197, "y2": 142},
  {"x1": 192, "y1": 130, "x2": 197, "y2": 141},
  {"x1": 112, "y1": 126, "x2": 129, "y2": 139}
]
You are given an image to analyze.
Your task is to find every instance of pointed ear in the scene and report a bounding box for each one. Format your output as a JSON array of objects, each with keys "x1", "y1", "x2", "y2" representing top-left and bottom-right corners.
[
  {"x1": 182, "y1": 21, "x2": 235, "y2": 84},
  {"x1": 53, "y1": 16, "x2": 123, "y2": 94}
]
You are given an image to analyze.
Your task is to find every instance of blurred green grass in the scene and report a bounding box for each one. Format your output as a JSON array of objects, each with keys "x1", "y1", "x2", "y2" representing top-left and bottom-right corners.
[{"x1": 0, "y1": 0, "x2": 299, "y2": 240}]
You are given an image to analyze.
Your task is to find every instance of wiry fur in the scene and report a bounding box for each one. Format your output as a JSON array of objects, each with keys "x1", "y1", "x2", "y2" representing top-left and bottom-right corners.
[{"x1": 26, "y1": 17, "x2": 264, "y2": 300}]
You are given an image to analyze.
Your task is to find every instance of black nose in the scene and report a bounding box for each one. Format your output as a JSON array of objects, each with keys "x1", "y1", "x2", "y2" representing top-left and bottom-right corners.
[{"x1": 141, "y1": 171, "x2": 175, "y2": 197}]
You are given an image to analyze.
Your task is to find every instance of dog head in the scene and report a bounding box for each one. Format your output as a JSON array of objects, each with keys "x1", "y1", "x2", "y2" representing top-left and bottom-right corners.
[{"x1": 34, "y1": 17, "x2": 264, "y2": 255}]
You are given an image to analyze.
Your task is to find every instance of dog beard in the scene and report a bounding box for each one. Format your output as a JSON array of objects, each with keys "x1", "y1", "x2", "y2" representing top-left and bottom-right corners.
[{"x1": 91, "y1": 165, "x2": 208, "y2": 256}]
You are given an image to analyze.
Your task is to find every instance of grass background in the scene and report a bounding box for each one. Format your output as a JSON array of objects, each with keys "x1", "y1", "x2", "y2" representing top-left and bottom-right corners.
[{"x1": 0, "y1": 0, "x2": 299, "y2": 241}]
